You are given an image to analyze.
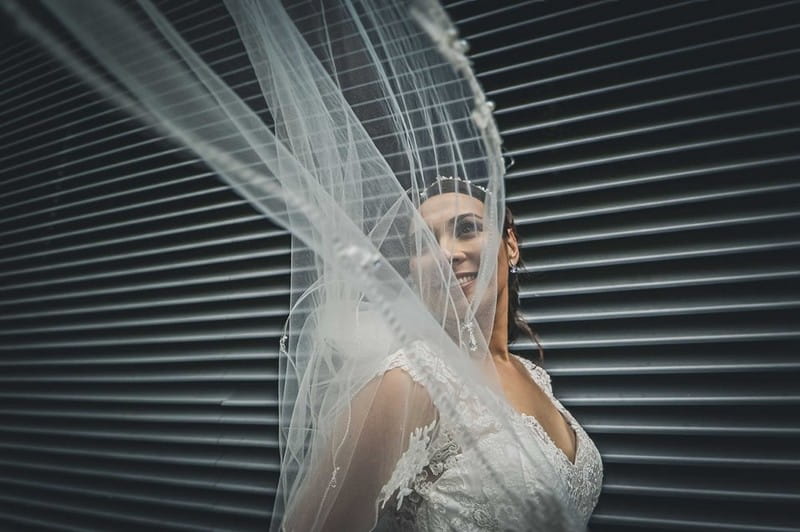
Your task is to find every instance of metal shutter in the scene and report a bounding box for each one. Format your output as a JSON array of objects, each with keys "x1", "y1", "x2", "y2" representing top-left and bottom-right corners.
[
  {"x1": 0, "y1": 2, "x2": 287, "y2": 529},
  {"x1": 1, "y1": 1, "x2": 798, "y2": 531},
  {"x1": 458, "y1": 1, "x2": 800, "y2": 531}
]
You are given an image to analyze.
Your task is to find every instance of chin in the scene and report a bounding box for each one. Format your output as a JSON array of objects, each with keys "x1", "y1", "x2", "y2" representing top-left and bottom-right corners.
[{"x1": 459, "y1": 281, "x2": 475, "y2": 299}]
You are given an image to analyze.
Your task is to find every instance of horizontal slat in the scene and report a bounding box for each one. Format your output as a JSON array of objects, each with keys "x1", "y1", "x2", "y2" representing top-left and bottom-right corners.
[
  {"x1": 0, "y1": 353, "x2": 269, "y2": 367},
  {"x1": 510, "y1": 126, "x2": 800, "y2": 175},
  {"x1": 0, "y1": 249, "x2": 292, "y2": 292},
  {"x1": 0, "y1": 392, "x2": 278, "y2": 407},
  {"x1": 549, "y1": 361, "x2": 800, "y2": 377},
  {"x1": 528, "y1": 239, "x2": 800, "y2": 271},
  {"x1": 0, "y1": 476, "x2": 269, "y2": 519},
  {"x1": 479, "y1": 14, "x2": 800, "y2": 82},
  {"x1": 585, "y1": 424, "x2": 800, "y2": 437},
  {"x1": 0, "y1": 308, "x2": 288, "y2": 335},
  {"x1": 527, "y1": 299, "x2": 800, "y2": 323},
  {"x1": 0, "y1": 288, "x2": 290, "y2": 321},
  {"x1": 0, "y1": 425, "x2": 275, "y2": 448},
  {"x1": 0, "y1": 331, "x2": 282, "y2": 350},
  {"x1": 518, "y1": 184, "x2": 800, "y2": 226},
  {"x1": 509, "y1": 101, "x2": 800, "y2": 156},
  {"x1": 600, "y1": 454, "x2": 800, "y2": 469},
  {"x1": 529, "y1": 298, "x2": 800, "y2": 323},
  {"x1": 0, "y1": 371, "x2": 278, "y2": 383},
  {"x1": 0, "y1": 176, "x2": 226, "y2": 234},
  {"x1": 470, "y1": 2, "x2": 777, "y2": 63},
  {"x1": 495, "y1": 47, "x2": 800, "y2": 122},
  {"x1": 0, "y1": 491, "x2": 219, "y2": 531},
  {"x1": 0, "y1": 230, "x2": 286, "y2": 279},
  {"x1": 500, "y1": 74, "x2": 800, "y2": 136},
  {"x1": 0, "y1": 441, "x2": 272, "y2": 471},
  {"x1": 602, "y1": 483, "x2": 800, "y2": 503},
  {"x1": 506, "y1": 153, "x2": 800, "y2": 198},
  {"x1": 0, "y1": 268, "x2": 292, "y2": 308},
  {"x1": 0, "y1": 407, "x2": 274, "y2": 425},
  {"x1": 0, "y1": 40, "x2": 36, "y2": 69},
  {"x1": 561, "y1": 395, "x2": 800, "y2": 406},
  {"x1": 591, "y1": 513, "x2": 800, "y2": 532},
  {"x1": 524, "y1": 269, "x2": 800, "y2": 297},
  {"x1": 0, "y1": 205, "x2": 263, "y2": 257},
  {"x1": 0, "y1": 512, "x2": 84, "y2": 532}
]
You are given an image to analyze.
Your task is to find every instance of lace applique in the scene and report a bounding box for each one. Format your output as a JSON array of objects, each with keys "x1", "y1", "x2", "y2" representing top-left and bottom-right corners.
[
  {"x1": 383, "y1": 342, "x2": 496, "y2": 431},
  {"x1": 513, "y1": 356, "x2": 604, "y2": 525},
  {"x1": 380, "y1": 345, "x2": 604, "y2": 530},
  {"x1": 519, "y1": 411, "x2": 603, "y2": 523},
  {"x1": 379, "y1": 419, "x2": 437, "y2": 511},
  {"x1": 389, "y1": 429, "x2": 460, "y2": 529},
  {"x1": 516, "y1": 357, "x2": 552, "y2": 395}
]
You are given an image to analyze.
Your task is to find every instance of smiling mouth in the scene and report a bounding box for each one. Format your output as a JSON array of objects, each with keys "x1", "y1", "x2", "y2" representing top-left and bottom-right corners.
[{"x1": 455, "y1": 273, "x2": 477, "y2": 287}]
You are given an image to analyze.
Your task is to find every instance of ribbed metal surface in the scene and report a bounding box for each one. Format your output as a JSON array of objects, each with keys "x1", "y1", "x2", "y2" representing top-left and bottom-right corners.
[
  {"x1": 458, "y1": 1, "x2": 800, "y2": 531},
  {"x1": 0, "y1": 3, "x2": 285, "y2": 530},
  {"x1": 1, "y1": 1, "x2": 798, "y2": 530}
]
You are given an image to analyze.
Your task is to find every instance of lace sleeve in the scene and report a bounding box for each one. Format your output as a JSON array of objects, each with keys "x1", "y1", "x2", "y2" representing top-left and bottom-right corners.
[
  {"x1": 281, "y1": 359, "x2": 437, "y2": 532},
  {"x1": 376, "y1": 347, "x2": 440, "y2": 511}
]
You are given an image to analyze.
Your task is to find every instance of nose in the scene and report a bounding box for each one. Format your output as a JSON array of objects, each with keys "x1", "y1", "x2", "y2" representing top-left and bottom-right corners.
[{"x1": 439, "y1": 238, "x2": 465, "y2": 264}]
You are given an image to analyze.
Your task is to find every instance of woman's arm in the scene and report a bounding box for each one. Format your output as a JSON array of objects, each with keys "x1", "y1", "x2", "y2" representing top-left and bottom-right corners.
[{"x1": 281, "y1": 367, "x2": 436, "y2": 532}]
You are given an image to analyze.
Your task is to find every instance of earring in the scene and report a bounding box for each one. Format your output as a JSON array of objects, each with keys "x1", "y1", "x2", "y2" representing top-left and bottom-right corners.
[{"x1": 509, "y1": 263, "x2": 520, "y2": 274}]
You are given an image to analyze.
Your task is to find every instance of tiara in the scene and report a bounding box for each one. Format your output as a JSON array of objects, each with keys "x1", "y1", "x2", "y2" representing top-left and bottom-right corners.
[{"x1": 417, "y1": 175, "x2": 491, "y2": 199}]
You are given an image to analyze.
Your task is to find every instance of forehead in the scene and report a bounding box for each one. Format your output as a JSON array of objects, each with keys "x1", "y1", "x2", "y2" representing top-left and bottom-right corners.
[{"x1": 418, "y1": 192, "x2": 485, "y2": 227}]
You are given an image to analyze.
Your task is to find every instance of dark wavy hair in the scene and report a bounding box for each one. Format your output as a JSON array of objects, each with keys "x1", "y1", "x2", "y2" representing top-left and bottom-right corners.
[
  {"x1": 502, "y1": 206, "x2": 544, "y2": 362},
  {"x1": 415, "y1": 178, "x2": 543, "y2": 361}
]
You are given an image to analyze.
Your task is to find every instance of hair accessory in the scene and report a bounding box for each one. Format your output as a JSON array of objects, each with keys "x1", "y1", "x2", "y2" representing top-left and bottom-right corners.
[{"x1": 418, "y1": 175, "x2": 491, "y2": 200}]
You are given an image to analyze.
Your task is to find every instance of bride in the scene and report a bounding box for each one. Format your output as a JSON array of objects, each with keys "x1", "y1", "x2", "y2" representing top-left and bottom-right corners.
[
  {"x1": 17, "y1": 0, "x2": 604, "y2": 529},
  {"x1": 278, "y1": 176, "x2": 603, "y2": 531}
]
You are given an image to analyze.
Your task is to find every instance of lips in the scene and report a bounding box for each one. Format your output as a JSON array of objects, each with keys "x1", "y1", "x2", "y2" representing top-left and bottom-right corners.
[{"x1": 455, "y1": 272, "x2": 477, "y2": 287}]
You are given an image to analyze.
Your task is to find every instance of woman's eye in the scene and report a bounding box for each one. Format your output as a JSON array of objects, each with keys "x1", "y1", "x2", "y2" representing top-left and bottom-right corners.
[{"x1": 457, "y1": 220, "x2": 481, "y2": 236}]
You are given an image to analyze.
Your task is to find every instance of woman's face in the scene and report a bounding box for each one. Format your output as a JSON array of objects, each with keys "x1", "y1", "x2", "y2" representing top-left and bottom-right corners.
[
  {"x1": 410, "y1": 192, "x2": 518, "y2": 304},
  {"x1": 412, "y1": 192, "x2": 486, "y2": 300}
]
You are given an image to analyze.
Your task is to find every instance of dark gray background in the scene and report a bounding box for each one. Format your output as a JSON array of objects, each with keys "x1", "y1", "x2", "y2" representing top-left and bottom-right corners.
[{"x1": 1, "y1": 1, "x2": 798, "y2": 530}]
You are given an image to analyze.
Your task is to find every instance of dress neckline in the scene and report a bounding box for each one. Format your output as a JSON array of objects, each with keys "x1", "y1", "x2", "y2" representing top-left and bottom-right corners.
[{"x1": 510, "y1": 354, "x2": 580, "y2": 467}]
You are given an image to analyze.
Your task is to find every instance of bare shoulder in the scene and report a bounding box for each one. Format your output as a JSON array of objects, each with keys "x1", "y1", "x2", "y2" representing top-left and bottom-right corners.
[{"x1": 379, "y1": 366, "x2": 422, "y2": 393}]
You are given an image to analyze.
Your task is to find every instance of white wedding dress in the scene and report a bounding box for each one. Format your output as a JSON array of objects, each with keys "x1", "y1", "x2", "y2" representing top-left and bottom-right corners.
[{"x1": 376, "y1": 342, "x2": 603, "y2": 531}]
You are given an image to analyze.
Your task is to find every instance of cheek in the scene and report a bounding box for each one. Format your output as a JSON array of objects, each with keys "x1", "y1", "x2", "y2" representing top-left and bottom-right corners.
[
  {"x1": 409, "y1": 254, "x2": 437, "y2": 277},
  {"x1": 495, "y1": 241, "x2": 510, "y2": 285},
  {"x1": 469, "y1": 234, "x2": 488, "y2": 264},
  {"x1": 496, "y1": 244, "x2": 506, "y2": 268}
]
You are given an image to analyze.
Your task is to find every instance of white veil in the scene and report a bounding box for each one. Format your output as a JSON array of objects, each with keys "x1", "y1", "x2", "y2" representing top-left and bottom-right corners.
[{"x1": 6, "y1": 0, "x2": 581, "y2": 529}]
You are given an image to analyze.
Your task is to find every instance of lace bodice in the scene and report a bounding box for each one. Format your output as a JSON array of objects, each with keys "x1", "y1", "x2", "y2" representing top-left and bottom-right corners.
[
  {"x1": 512, "y1": 356, "x2": 604, "y2": 528},
  {"x1": 376, "y1": 343, "x2": 603, "y2": 531}
]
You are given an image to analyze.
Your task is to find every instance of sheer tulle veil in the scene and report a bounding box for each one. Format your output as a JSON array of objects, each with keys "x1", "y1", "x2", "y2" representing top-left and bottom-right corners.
[{"x1": 5, "y1": 0, "x2": 580, "y2": 529}]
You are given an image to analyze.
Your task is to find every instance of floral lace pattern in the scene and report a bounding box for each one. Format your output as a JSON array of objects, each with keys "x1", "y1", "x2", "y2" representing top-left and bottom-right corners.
[
  {"x1": 379, "y1": 343, "x2": 603, "y2": 531},
  {"x1": 513, "y1": 356, "x2": 604, "y2": 526},
  {"x1": 379, "y1": 420, "x2": 437, "y2": 511}
]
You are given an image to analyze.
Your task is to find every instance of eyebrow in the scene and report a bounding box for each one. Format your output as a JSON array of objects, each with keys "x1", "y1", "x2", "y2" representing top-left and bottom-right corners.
[{"x1": 448, "y1": 213, "x2": 483, "y2": 226}]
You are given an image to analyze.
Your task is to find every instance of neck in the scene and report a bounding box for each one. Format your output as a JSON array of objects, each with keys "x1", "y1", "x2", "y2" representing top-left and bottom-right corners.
[{"x1": 489, "y1": 287, "x2": 511, "y2": 361}]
